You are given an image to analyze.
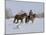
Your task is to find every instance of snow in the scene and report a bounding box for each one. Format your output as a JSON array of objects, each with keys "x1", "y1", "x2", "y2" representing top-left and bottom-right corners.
[{"x1": 5, "y1": 18, "x2": 44, "y2": 34}]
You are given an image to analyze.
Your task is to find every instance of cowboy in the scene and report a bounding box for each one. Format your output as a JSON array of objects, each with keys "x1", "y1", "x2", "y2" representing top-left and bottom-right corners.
[{"x1": 29, "y1": 10, "x2": 33, "y2": 16}]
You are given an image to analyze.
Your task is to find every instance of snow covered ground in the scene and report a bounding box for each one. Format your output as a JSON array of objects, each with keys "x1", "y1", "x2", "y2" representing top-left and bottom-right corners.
[{"x1": 5, "y1": 18, "x2": 44, "y2": 34}]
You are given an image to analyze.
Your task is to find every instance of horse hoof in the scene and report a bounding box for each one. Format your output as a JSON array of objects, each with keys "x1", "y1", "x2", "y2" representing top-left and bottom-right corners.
[
  {"x1": 15, "y1": 22, "x2": 18, "y2": 24},
  {"x1": 25, "y1": 22, "x2": 27, "y2": 23},
  {"x1": 21, "y1": 22, "x2": 23, "y2": 23}
]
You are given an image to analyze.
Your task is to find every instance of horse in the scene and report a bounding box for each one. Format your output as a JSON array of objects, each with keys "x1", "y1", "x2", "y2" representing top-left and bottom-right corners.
[
  {"x1": 25, "y1": 10, "x2": 36, "y2": 23},
  {"x1": 25, "y1": 14, "x2": 36, "y2": 23},
  {"x1": 13, "y1": 13, "x2": 27, "y2": 23}
]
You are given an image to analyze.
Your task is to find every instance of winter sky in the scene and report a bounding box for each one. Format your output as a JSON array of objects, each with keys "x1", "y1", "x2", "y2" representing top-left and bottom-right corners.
[{"x1": 6, "y1": 0, "x2": 44, "y2": 16}]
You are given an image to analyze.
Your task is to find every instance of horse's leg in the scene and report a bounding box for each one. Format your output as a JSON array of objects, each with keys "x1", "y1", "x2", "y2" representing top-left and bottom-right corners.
[
  {"x1": 13, "y1": 18, "x2": 16, "y2": 23},
  {"x1": 25, "y1": 18, "x2": 27, "y2": 23},
  {"x1": 17, "y1": 19, "x2": 19, "y2": 23},
  {"x1": 27, "y1": 19, "x2": 29, "y2": 22},
  {"x1": 21, "y1": 19, "x2": 23, "y2": 23},
  {"x1": 32, "y1": 19, "x2": 33, "y2": 23}
]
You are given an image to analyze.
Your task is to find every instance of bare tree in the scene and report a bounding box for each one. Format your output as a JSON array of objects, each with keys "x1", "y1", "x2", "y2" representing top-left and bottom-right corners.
[
  {"x1": 36, "y1": 12, "x2": 44, "y2": 18},
  {"x1": 5, "y1": 8, "x2": 13, "y2": 19}
]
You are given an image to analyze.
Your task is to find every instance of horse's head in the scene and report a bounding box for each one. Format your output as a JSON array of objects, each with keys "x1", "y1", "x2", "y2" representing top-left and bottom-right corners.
[
  {"x1": 32, "y1": 14, "x2": 36, "y2": 18},
  {"x1": 22, "y1": 13, "x2": 27, "y2": 18}
]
